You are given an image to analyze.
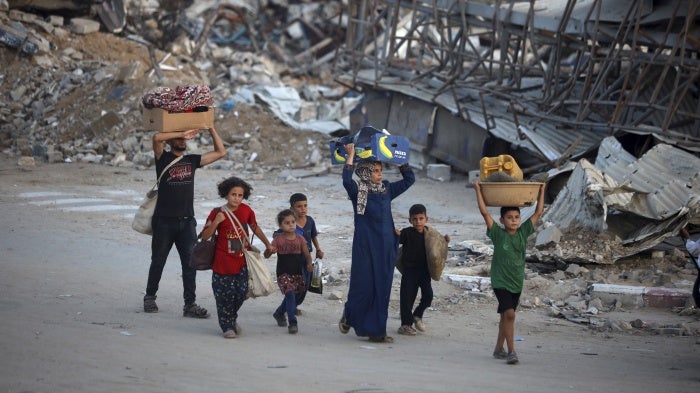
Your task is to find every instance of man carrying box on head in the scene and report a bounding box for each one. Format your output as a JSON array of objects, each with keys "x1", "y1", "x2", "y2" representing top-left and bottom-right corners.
[{"x1": 143, "y1": 127, "x2": 226, "y2": 318}]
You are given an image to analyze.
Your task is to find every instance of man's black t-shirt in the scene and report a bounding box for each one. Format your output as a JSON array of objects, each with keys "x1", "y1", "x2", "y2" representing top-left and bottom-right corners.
[{"x1": 153, "y1": 151, "x2": 201, "y2": 218}]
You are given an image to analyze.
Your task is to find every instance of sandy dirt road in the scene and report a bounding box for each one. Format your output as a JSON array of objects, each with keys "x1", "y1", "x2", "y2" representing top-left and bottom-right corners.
[{"x1": 0, "y1": 157, "x2": 698, "y2": 393}]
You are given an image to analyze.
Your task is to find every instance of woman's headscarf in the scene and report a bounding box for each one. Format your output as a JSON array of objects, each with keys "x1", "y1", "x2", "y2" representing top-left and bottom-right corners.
[{"x1": 354, "y1": 162, "x2": 386, "y2": 215}]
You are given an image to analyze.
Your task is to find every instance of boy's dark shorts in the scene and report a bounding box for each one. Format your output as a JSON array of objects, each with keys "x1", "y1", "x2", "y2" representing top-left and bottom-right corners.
[{"x1": 493, "y1": 288, "x2": 521, "y2": 313}]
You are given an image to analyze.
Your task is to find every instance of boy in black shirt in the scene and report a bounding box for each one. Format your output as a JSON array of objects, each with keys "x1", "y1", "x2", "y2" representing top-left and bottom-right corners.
[{"x1": 396, "y1": 204, "x2": 450, "y2": 335}]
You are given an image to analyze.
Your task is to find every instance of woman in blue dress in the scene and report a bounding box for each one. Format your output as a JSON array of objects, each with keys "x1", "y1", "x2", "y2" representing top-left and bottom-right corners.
[{"x1": 338, "y1": 143, "x2": 415, "y2": 343}]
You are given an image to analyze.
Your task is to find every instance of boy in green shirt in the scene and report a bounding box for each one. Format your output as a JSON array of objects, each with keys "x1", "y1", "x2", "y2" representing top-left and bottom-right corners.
[{"x1": 473, "y1": 180, "x2": 545, "y2": 365}]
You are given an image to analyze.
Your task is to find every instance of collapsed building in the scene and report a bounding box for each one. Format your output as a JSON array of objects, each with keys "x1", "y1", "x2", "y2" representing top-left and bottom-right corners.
[
  {"x1": 334, "y1": 0, "x2": 700, "y2": 264},
  {"x1": 1, "y1": 0, "x2": 699, "y2": 265}
]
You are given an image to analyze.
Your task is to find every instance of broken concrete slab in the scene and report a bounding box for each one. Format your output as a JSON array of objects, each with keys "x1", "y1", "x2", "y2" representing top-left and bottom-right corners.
[
  {"x1": 442, "y1": 274, "x2": 491, "y2": 293},
  {"x1": 590, "y1": 283, "x2": 692, "y2": 309},
  {"x1": 427, "y1": 163, "x2": 451, "y2": 182},
  {"x1": 69, "y1": 18, "x2": 100, "y2": 34},
  {"x1": 535, "y1": 224, "x2": 562, "y2": 248}
]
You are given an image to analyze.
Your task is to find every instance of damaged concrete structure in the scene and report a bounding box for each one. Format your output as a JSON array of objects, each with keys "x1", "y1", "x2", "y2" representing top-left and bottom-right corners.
[
  {"x1": 537, "y1": 137, "x2": 700, "y2": 264},
  {"x1": 335, "y1": 0, "x2": 700, "y2": 263},
  {"x1": 336, "y1": 0, "x2": 700, "y2": 170}
]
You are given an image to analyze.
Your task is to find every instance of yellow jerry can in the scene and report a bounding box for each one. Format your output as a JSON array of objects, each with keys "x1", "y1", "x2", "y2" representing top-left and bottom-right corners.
[{"x1": 479, "y1": 155, "x2": 523, "y2": 181}]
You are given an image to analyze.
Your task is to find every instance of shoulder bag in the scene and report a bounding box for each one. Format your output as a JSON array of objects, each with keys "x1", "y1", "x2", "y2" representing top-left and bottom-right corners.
[
  {"x1": 189, "y1": 207, "x2": 224, "y2": 271},
  {"x1": 222, "y1": 207, "x2": 275, "y2": 298},
  {"x1": 131, "y1": 155, "x2": 183, "y2": 235}
]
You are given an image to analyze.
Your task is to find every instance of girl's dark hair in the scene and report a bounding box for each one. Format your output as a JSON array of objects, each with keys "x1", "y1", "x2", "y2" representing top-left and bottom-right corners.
[
  {"x1": 277, "y1": 209, "x2": 296, "y2": 225},
  {"x1": 217, "y1": 176, "x2": 252, "y2": 199}
]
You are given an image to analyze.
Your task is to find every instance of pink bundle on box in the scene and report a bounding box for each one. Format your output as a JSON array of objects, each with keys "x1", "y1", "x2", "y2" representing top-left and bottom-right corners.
[
  {"x1": 142, "y1": 85, "x2": 213, "y2": 112},
  {"x1": 141, "y1": 85, "x2": 215, "y2": 132}
]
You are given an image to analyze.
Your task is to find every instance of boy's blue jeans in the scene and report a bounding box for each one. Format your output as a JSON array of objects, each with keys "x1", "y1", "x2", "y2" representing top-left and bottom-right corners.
[{"x1": 146, "y1": 216, "x2": 198, "y2": 305}]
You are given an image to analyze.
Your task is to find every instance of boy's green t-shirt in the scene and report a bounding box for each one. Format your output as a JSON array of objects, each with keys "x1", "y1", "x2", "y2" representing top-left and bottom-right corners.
[{"x1": 487, "y1": 219, "x2": 535, "y2": 293}]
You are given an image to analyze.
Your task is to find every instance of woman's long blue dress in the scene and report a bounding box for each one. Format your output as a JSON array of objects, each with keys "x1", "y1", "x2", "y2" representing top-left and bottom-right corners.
[{"x1": 342, "y1": 164, "x2": 415, "y2": 337}]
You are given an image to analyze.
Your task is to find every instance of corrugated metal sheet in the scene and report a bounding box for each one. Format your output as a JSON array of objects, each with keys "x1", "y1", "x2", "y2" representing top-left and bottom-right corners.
[
  {"x1": 618, "y1": 144, "x2": 700, "y2": 194},
  {"x1": 594, "y1": 137, "x2": 637, "y2": 179},
  {"x1": 543, "y1": 138, "x2": 700, "y2": 259},
  {"x1": 542, "y1": 159, "x2": 610, "y2": 234},
  {"x1": 349, "y1": 69, "x2": 609, "y2": 166},
  {"x1": 594, "y1": 137, "x2": 637, "y2": 209},
  {"x1": 485, "y1": 0, "x2": 692, "y2": 49},
  {"x1": 595, "y1": 140, "x2": 700, "y2": 220},
  {"x1": 342, "y1": 0, "x2": 700, "y2": 173}
]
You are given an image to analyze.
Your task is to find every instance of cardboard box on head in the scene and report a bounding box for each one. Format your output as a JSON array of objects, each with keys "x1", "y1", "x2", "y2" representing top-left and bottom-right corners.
[{"x1": 142, "y1": 106, "x2": 215, "y2": 132}]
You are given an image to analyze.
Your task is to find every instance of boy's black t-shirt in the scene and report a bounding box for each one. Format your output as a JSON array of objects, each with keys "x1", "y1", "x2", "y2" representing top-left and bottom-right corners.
[{"x1": 399, "y1": 227, "x2": 427, "y2": 269}]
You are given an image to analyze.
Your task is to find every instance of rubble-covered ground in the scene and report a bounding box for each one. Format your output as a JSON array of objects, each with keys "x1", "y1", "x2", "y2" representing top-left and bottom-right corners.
[{"x1": 0, "y1": 15, "x2": 333, "y2": 170}]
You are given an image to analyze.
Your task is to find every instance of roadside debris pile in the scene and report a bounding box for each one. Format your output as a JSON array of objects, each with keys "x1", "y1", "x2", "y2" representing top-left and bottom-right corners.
[
  {"x1": 0, "y1": 0, "x2": 351, "y2": 171},
  {"x1": 437, "y1": 239, "x2": 700, "y2": 335}
]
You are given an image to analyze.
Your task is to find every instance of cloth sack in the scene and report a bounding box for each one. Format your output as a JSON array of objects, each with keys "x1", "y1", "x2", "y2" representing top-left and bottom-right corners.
[
  {"x1": 132, "y1": 189, "x2": 158, "y2": 235},
  {"x1": 243, "y1": 245, "x2": 275, "y2": 298},
  {"x1": 395, "y1": 226, "x2": 448, "y2": 281},
  {"x1": 189, "y1": 235, "x2": 216, "y2": 270},
  {"x1": 425, "y1": 226, "x2": 448, "y2": 281},
  {"x1": 131, "y1": 156, "x2": 183, "y2": 235}
]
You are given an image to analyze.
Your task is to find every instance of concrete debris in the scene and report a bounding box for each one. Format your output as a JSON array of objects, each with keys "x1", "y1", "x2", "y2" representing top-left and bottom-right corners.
[
  {"x1": 535, "y1": 225, "x2": 562, "y2": 249},
  {"x1": 8, "y1": 0, "x2": 126, "y2": 33},
  {"x1": 426, "y1": 164, "x2": 451, "y2": 182},
  {"x1": 537, "y1": 138, "x2": 700, "y2": 265},
  {"x1": 69, "y1": 18, "x2": 101, "y2": 35},
  {"x1": 0, "y1": 1, "x2": 352, "y2": 170},
  {"x1": 439, "y1": 240, "x2": 700, "y2": 334}
]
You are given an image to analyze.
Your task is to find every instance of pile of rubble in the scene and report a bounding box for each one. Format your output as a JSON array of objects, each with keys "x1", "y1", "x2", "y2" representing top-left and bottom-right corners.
[
  {"x1": 437, "y1": 239, "x2": 700, "y2": 335},
  {"x1": 0, "y1": 0, "x2": 350, "y2": 171}
]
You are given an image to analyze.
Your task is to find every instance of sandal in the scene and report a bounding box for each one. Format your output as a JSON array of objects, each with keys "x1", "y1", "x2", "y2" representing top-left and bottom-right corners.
[
  {"x1": 183, "y1": 303, "x2": 209, "y2": 318},
  {"x1": 368, "y1": 335, "x2": 394, "y2": 343},
  {"x1": 338, "y1": 316, "x2": 350, "y2": 334},
  {"x1": 143, "y1": 295, "x2": 158, "y2": 313}
]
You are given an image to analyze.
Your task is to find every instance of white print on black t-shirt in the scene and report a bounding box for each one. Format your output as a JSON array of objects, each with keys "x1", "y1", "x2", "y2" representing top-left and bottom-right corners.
[{"x1": 168, "y1": 164, "x2": 192, "y2": 181}]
